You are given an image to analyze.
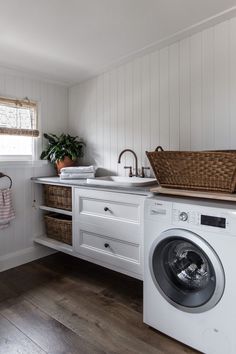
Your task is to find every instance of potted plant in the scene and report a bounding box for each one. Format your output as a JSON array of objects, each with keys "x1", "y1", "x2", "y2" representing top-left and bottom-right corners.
[{"x1": 40, "y1": 133, "x2": 85, "y2": 174}]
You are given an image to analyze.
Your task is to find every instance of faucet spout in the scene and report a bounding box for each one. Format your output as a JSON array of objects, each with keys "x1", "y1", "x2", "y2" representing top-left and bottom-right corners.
[{"x1": 117, "y1": 149, "x2": 139, "y2": 177}]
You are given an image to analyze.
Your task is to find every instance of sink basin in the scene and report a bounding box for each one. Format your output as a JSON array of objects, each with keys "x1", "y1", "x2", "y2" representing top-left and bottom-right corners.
[{"x1": 86, "y1": 176, "x2": 157, "y2": 187}]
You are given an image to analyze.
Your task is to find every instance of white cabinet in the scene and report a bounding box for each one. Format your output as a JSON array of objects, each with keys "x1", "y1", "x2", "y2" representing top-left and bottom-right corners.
[
  {"x1": 73, "y1": 188, "x2": 145, "y2": 279},
  {"x1": 33, "y1": 178, "x2": 147, "y2": 280}
]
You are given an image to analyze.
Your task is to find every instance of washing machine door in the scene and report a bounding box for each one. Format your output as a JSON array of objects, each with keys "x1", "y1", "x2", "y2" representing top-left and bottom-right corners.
[{"x1": 149, "y1": 228, "x2": 225, "y2": 313}]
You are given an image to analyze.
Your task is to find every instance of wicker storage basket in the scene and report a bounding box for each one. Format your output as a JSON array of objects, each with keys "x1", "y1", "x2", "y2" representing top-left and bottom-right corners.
[
  {"x1": 44, "y1": 213, "x2": 72, "y2": 245},
  {"x1": 146, "y1": 147, "x2": 236, "y2": 193},
  {"x1": 43, "y1": 185, "x2": 72, "y2": 210}
]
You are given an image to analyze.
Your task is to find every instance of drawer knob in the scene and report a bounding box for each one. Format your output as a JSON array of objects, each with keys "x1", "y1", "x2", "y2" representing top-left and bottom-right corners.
[
  {"x1": 104, "y1": 243, "x2": 110, "y2": 248},
  {"x1": 104, "y1": 207, "x2": 109, "y2": 212}
]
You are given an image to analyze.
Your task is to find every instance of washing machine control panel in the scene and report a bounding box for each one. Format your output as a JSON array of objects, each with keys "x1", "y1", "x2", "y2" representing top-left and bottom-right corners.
[
  {"x1": 146, "y1": 198, "x2": 236, "y2": 234},
  {"x1": 172, "y1": 205, "x2": 232, "y2": 232}
]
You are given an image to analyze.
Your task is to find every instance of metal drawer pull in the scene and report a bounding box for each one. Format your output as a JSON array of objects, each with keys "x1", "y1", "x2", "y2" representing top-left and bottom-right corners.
[
  {"x1": 104, "y1": 243, "x2": 110, "y2": 248},
  {"x1": 150, "y1": 209, "x2": 166, "y2": 215},
  {"x1": 104, "y1": 207, "x2": 110, "y2": 212}
]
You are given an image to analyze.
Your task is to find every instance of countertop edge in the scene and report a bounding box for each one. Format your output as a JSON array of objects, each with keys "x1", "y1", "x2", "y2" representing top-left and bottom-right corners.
[{"x1": 31, "y1": 176, "x2": 156, "y2": 196}]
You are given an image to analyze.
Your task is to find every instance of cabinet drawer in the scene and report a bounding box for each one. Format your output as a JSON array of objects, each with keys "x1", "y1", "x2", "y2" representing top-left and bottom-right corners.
[
  {"x1": 79, "y1": 230, "x2": 140, "y2": 263},
  {"x1": 76, "y1": 227, "x2": 141, "y2": 275},
  {"x1": 75, "y1": 189, "x2": 144, "y2": 224},
  {"x1": 81, "y1": 198, "x2": 139, "y2": 222}
]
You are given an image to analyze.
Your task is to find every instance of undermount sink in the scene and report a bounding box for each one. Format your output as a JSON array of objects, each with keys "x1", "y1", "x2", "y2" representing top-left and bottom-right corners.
[{"x1": 86, "y1": 176, "x2": 157, "y2": 187}]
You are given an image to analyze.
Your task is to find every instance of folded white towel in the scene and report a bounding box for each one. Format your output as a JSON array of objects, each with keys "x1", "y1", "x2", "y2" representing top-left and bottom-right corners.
[
  {"x1": 0, "y1": 188, "x2": 15, "y2": 230},
  {"x1": 60, "y1": 166, "x2": 95, "y2": 174},
  {"x1": 60, "y1": 172, "x2": 95, "y2": 180}
]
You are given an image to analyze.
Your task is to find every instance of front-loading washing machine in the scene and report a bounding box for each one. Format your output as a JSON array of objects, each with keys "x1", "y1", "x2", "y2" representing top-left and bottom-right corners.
[{"x1": 144, "y1": 196, "x2": 236, "y2": 354}]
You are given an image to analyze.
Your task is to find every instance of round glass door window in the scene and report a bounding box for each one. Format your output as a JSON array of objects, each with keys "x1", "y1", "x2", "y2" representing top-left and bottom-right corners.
[{"x1": 150, "y1": 229, "x2": 225, "y2": 313}]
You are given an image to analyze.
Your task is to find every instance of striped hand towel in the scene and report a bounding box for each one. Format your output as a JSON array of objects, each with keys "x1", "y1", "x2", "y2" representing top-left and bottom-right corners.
[{"x1": 0, "y1": 188, "x2": 15, "y2": 230}]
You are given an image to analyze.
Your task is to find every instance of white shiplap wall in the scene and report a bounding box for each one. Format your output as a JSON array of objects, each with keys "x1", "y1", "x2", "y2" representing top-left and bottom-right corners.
[
  {"x1": 69, "y1": 17, "x2": 236, "y2": 176},
  {"x1": 0, "y1": 67, "x2": 68, "y2": 271}
]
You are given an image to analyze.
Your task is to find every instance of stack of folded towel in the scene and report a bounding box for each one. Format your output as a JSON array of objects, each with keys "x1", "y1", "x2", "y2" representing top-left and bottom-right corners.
[{"x1": 60, "y1": 166, "x2": 96, "y2": 180}]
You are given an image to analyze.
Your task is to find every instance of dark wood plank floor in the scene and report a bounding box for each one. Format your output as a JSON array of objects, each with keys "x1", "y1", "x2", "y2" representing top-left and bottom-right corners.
[{"x1": 0, "y1": 253, "x2": 200, "y2": 354}]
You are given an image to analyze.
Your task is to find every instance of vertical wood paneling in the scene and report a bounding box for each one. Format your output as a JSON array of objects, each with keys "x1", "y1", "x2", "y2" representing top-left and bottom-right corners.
[
  {"x1": 141, "y1": 55, "x2": 151, "y2": 168},
  {"x1": 124, "y1": 62, "x2": 134, "y2": 173},
  {"x1": 150, "y1": 51, "x2": 160, "y2": 151},
  {"x1": 133, "y1": 58, "x2": 142, "y2": 171},
  {"x1": 69, "y1": 18, "x2": 236, "y2": 175},
  {"x1": 202, "y1": 28, "x2": 215, "y2": 150},
  {"x1": 214, "y1": 21, "x2": 230, "y2": 149},
  {"x1": 117, "y1": 66, "x2": 125, "y2": 176},
  {"x1": 169, "y1": 43, "x2": 180, "y2": 150},
  {"x1": 96, "y1": 76, "x2": 104, "y2": 168},
  {"x1": 110, "y1": 70, "x2": 118, "y2": 175},
  {"x1": 159, "y1": 47, "x2": 169, "y2": 150},
  {"x1": 179, "y1": 38, "x2": 191, "y2": 150},
  {"x1": 229, "y1": 17, "x2": 236, "y2": 149},
  {"x1": 190, "y1": 32, "x2": 202, "y2": 150},
  {"x1": 88, "y1": 78, "x2": 97, "y2": 166},
  {"x1": 103, "y1": 72, "x2": 111, "y2": 172}
]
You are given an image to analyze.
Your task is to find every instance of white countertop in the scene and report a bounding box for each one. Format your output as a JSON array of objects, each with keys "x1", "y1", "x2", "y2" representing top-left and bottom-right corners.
[{"x1": 31, "y1": 176, "x2": 156, "y2": 196}]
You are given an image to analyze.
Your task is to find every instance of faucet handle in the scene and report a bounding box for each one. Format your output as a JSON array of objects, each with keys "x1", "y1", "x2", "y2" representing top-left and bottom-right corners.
[
  {"x1": 141, "y1": 166, "x2": 150, "y2": 178},
  {"x1": 124, "y1": 166, "x2": 133, "y2": 177}
]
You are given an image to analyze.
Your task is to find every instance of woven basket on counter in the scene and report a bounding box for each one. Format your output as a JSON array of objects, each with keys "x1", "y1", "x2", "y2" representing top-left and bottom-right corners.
[
  {"x1": 146, "y1": 146, "x2": 236, "y2": 193},
  {"x1": 43, "y1": 185, "x2": 72, "y2": 210},
  {"x1": 44, "y1": 213, "x2": 72, "y2": 245}
]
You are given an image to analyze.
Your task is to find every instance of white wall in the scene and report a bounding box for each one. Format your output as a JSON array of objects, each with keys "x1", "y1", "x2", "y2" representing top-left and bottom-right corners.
[
  {"x1": 69, "y1": 17, "x2": 236, "y2": 176},
  {"x1": 0, "y1": 67, "x2": 68, "y2": 271}
]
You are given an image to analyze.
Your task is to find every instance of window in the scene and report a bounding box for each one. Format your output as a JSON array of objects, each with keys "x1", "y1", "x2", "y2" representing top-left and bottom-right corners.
[{"x1": 0, "y1": 96, "x2": 39, "y2": 160}]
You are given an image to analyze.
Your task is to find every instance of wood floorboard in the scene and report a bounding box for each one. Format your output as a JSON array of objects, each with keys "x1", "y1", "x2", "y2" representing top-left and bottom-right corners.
[
  {"x1": 0, "y1": 313, "x2": 45, "y2": 354},
  {"x1": 0, "y1": 253, "x2": 200, "y2": 354}
]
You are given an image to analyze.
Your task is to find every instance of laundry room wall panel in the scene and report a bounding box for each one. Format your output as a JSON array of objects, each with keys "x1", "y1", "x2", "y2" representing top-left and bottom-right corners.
[
  {"x1": 0, "y1": 67, "x2": 68, "y2": 271},
  {"x1": 214, "y1": 21, "x2": 230, "y2": 150},
  {"x1": 87, "y1": 77, "x2": 97, "y2": 168},
  {"x1": 179, "y1": 37, "x2": 191, "y2": 151},
  {"x1": 124, "y1": 62, "x2": 134, "y2": 170},
  {"x1": 69, "y1": 17, "x2": 236, "y2": 175},
  {"x1": 117, "y1": 66, "x2": 126, "y2": 176},
  {"x1": 169, "y1": 42, "x2": 180, "y2": 151},
  {"x1": 190, "y1": 32, "x2": 202, "y2": 151},
  {"x1": 103, "y1": 72, "x2": 111, "y2": 172},
  {"x1": 110, "y1": 69, "x2": 118, "y2": 175},
  {"x1": 133, "y1": 58, "x2": 142, "y2": 173},
  {"x1": 141, "y1": 55, "x2": 151, "y2": 167},
  {"x1": 96, "y1": 75, "x2": 105, "y2": 169},
  {"x1": 150, "y1": 51, "x2": 160, "y2": 152},
  {"x1": 229, "y1": 17, "x2": 236, "y2": 149},
  {"x1": 159, "y1": 47, "x2": 170, "y2": 151},
  {"x1": 202, "y1": 27, "x2": 215, "y2": 150}
]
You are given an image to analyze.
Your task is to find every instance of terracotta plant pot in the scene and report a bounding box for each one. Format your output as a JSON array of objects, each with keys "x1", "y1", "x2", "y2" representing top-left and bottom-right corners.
[{"x1": 55, "y1": 156, "x2": 76, "y2": 175}]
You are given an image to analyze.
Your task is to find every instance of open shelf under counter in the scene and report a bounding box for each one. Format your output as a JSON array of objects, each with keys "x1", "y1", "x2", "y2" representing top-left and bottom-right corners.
[
  {"x1": 34, "y1": 236, "x2": 73, "y2": 254},
  {"x1": 39, "y1": 205, "x2": 72, "y2": 216}
]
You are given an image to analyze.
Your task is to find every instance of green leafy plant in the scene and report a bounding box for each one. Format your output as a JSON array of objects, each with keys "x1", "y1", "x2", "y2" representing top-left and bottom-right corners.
[{"x1": 40, "y1": 133, "x2": 85, "y2": 164}]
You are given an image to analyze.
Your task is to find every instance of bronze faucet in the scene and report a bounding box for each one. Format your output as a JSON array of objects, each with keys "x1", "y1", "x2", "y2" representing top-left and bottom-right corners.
[{"x1": 118, "y1": 149, "x2": 138, "y2": 177}]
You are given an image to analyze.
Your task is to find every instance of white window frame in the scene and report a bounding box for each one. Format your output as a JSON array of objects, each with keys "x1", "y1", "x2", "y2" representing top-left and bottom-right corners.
[{"x1": 0, "y1": 96, "x2": 40, "y2": 162}]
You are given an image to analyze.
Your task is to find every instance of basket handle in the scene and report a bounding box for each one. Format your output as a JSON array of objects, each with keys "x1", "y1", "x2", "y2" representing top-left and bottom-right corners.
[{"x1": 155, "y1": 146, "x2": 164, "y2": 152}]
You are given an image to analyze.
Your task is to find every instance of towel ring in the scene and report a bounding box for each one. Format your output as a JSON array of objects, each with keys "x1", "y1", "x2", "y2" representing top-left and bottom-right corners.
[{"x1": 0, "y1": 173, "x2": 12, "y2": 189}]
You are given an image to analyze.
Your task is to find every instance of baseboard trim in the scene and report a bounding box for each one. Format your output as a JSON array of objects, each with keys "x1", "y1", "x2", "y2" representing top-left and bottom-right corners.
[{"x1": 0, "y1": 245, "x2": 56, "y2": 272}]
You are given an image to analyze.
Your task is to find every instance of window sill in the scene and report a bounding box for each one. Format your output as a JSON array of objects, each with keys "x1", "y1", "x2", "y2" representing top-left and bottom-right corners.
[{"x1": 0, "y1": 160, "x2": 49, "y2": 168}]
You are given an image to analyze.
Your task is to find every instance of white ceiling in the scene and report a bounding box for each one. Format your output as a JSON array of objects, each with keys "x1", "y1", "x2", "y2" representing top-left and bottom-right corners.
[{"x1": 0, "y1": 0, "x2": 236, "y2": 85}]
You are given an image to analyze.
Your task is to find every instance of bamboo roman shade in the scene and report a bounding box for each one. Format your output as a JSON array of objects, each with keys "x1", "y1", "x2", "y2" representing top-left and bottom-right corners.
[{"x1": 0, "y1": 97, "x2": 39, "y2": 137}]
